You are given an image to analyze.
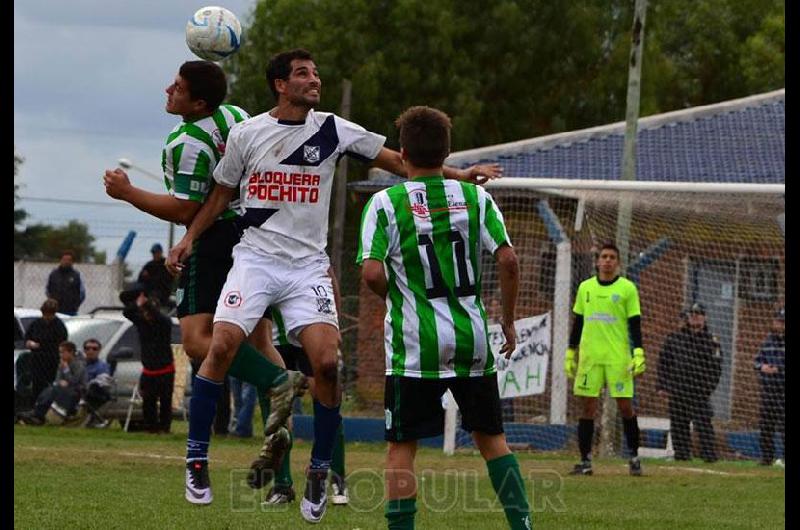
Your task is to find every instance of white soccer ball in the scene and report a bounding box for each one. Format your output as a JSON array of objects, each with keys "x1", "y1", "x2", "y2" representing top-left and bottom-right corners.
[{"x1": 185, "y1": 6, "x2": 242, "y2": 62}]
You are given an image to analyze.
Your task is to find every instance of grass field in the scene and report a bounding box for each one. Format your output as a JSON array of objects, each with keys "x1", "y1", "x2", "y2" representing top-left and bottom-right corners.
[{"x1": 14, "y1": 422, "x2": 784, "y2": 529}]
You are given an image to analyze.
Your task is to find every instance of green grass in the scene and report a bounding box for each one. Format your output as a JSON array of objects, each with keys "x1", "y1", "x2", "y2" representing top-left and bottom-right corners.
[{"x1": 14, "y1": 423, "x2": 784, "y2": 529}]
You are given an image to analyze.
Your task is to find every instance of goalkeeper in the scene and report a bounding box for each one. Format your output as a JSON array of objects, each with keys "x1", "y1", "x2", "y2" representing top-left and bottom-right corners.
[{"x1": 564, "y1": 241, "x2": 645, "y2": 476}]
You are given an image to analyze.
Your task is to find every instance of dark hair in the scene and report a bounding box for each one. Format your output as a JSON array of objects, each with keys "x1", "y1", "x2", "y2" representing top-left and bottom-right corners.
[
  {"x1": 179, "y1": 61, "x2": 227, "y2": 111},
  {"x1": 83, "y1": 338, "x2": 102, "y2": 350},
  {"x1": 395, "y1": 106, "x2": 452, "y2": 169},
  {"x1": 266, "y1": 48, "x2": 315, "y2": 101},
  {"x1": 597, "y1": 241, "x2": 620, "y2": 259},
  {"x1": 40, "y1": 298, "x2": 59, "y2": 315},
  {"x1": 59, "y1": 341, "x2": 77, "y2": 354},
  {"x1": 61, "y1": 250, "x2": 75, "y2": 259}
]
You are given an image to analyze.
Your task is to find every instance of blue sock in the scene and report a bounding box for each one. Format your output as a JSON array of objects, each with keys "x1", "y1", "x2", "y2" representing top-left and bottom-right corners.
[
  {"x1": 310, "y1": 399, "x2": 342, "y2": 471},
  {"x1": 186, "y1": 375, "x2": 223, "y2": 462}
]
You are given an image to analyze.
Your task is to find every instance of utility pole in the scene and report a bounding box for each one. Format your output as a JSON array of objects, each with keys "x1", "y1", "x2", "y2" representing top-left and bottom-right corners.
[
  {"x1": 600, "y1": 0, "x2": 648, "y2": 458},
  {"x1": 330, "y1": 79, "x2": 352, "y2": 284}
]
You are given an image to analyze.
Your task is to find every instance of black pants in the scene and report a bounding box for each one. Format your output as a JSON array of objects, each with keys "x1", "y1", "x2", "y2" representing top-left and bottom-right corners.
[
  {"x1": 759, "y1": 392, "x2": 785, "y2": 461},
  {"x1": 140, "y1": 372, "x2": 174, "y2": 432},
  {"x1": 33, "y1": 385, "x2": 80, "y2": 419},
  {"x1": 30, "y1": 353, "x2": 59, "y2": 405},
  {"x1": 669, "y1": 395, "x2": 717, "y2": 461}
]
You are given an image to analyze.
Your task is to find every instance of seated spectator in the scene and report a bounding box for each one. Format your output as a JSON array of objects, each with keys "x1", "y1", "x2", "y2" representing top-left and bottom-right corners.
[
  {"x1": 18, "y1": 341, "x2": 87, "y2": 425},
  {"x1": 82, "y1": 338, "x2": 114, "y2": 428}
]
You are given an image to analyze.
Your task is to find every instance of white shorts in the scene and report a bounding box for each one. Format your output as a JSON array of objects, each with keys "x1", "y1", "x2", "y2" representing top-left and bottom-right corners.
[{"x1": 214, "y1": 242, "x2": 338, "y2": 344}]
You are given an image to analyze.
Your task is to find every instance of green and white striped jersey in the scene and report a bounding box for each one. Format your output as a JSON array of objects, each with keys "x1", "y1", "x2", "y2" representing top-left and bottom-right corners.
[
  {"x1": 161, "y1": 104, "x2": 249, "y2": 219},
  {"x1": 357, "y1": 175, "x2": 512, "y2": 379}
]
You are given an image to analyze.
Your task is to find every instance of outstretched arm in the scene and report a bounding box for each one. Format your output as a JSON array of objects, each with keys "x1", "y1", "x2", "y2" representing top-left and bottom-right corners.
[
  {"x1": 370, "y1": 147, "x2": 503, "y2": 185},
  {"x1": 104, "y1": 168, "x2": 202, "y2": 225}
]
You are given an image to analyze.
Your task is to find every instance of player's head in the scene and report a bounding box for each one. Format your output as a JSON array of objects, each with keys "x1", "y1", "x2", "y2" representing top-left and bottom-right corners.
[
  {"x1": 395, "y1": 106, "x2": 452, "y2": 170},
  {"x1": 686, "y1": 302, "x2": 706, "y2": 331},
  {"x1": 166, "y1": 61, "x2": 227, "y2": 118},
  {"x1": 266, "y1": 49, "x2": 319, "y2": 106},
  {"x1": 595, "y1": 241, "x2": 620, "y2": 277}
]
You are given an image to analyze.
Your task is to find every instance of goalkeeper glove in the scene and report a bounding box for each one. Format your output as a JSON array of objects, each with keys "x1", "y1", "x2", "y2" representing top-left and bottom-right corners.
[
  {"x1": 630, "y1": 347, "x2": 646, "y2": 376},
  {"x1": 564, "y1": 348, "x2": 578, "y2": 379}
]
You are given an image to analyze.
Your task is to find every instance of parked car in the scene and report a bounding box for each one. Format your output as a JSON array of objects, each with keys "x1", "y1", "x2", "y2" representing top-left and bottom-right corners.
[{"x1": 61, "y1": 308, "x2": 189, "y2": 424}]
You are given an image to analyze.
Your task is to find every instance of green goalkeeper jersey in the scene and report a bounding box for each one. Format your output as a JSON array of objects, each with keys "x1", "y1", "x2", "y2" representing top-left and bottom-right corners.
[
  {"x1": 161, "y1": 103, "x2": 249, "y2": 220},
  {"x1": 357, "y1": 175, "x2": 511, "y2": 379},
  {"x1": 572, "y1": 275, "x2": 641, "y2": 365}
]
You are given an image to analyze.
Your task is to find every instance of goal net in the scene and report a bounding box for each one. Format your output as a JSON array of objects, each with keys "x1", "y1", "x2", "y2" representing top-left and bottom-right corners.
[{"x1": 432, "y1": 179, "x2": 785, "y2": 461}]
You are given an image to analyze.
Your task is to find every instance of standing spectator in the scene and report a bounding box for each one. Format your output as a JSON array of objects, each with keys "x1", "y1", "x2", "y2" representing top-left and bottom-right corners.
[
  {"x1": 229, "y1": 377, "x2": 257, "y2": 438},
  {"x1": 45, "y1": 250, "x2": 85, "y2": 316},
  {"x1": 18, "y1": 341, "x2": 86, "y2": 425},
  {"x1": 137, "y1": 243, "x2": 174, "y2": 308},
  {"x1": 656, "y1": 303, "x2": 722, "y2": 462},
  {"x1": 754, "y1": 307, "x2": 785, "y2": 466},
  {"x1": 121, "y1": 285, "x2": 175, "y2": 434},
  {"x1": 24, "y1": 298, "x2": 68, "y2": 401}
]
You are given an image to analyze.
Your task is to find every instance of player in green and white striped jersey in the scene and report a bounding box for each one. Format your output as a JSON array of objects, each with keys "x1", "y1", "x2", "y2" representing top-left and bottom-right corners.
[
  {"x1": 104, "y1": 61, "x2": 304, "y2": 506},
  {"x1": 358, "y1": 106, "x2": 531, "y2": 530}
]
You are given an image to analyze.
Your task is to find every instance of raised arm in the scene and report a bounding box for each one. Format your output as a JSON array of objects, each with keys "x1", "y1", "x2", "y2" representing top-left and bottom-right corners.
[
  {"x1": 370, "y1": 147, "x2": 503, "y2": 185},
  {"x1": 104, "y1": 168, "x2": 202, "y2": 225}
]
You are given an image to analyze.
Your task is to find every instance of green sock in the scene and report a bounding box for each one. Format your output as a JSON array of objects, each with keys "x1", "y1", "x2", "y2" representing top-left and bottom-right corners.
[
  {"x1": 331, "y1": 422, "x2": 346, "y2": 478},
  {"x1": 385, "y1": 497, "x2": 416, "y2": 530},
  {"x1": 274, "y1": 429, "x2": 294, "y2": 487},
  {"x1": 228, "y1": 342, "x2": 287, "y2": 394},
  {"x1": 486, "y1": 454, "x2": 532, "y2": 530}
]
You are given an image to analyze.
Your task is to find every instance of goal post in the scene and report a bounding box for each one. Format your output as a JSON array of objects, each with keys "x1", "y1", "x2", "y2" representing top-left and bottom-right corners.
[{"x1": 442, "y1": 179, "x2": 784, "y2": 459}]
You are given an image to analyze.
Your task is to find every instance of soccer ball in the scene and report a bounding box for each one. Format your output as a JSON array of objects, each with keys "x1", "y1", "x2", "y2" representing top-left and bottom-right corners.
[{"x1": 185, "y1": 6, "x2": 242, "y2": 62}]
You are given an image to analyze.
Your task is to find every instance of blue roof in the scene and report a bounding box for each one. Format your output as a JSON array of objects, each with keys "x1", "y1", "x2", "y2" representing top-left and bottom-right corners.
[{"x1": 352, "y1": 90, "x2": 784, "y2": 191}]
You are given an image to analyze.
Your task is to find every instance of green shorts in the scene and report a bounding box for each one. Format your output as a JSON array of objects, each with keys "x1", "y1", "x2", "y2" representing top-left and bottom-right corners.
[{"x1": 573, "y1": 361, "x2": 633, "y2": 398}]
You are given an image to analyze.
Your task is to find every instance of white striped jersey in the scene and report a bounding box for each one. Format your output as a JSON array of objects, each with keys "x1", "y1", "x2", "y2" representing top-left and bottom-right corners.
[
  {"x1": 214, "y1": 109, "x2": 386, "y2": 259},
  {"x1": 161, "y1": 104, "x2": 250, "y2": 220},
  {"x1": 357, "y1": 176, "x2": 512, "y2": 379}
]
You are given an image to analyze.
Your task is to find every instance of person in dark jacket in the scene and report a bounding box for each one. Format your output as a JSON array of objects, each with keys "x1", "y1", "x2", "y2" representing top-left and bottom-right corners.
[
  {"x1": 137, "y1": 243, "x2": 174, "y2": 308},
  {"x1": 656, "y1": 303, "x2": 722, "y2": 462},
  {"x1": 121, "y1": 284, "x2": 175, "y2": 433},
  {"x1": 45, "y1": 250, "x2": 86, "y2": 316},
  {"x1": 24, "y1": 298, "x2": 69, "y2": 401},
  {"x1": 754, "y1": 307, "x2": 784, "y2": 466},
  {"x1": 18, "y1": 341, "x2": 87, "y2": 425}
]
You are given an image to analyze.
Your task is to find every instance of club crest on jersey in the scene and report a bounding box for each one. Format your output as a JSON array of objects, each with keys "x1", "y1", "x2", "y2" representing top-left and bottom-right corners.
[
  {"x1": 211, "y1": 129, "x2": 226, "y2": 155},
  {"x1": 409, "y1": 189, "x2": 430, "y2": 218},
  {"x1": 612, "y1": 293, "x2": 620, "y2": 303},
  {"x1": 224, "y1": 291, "x2": 243, "y2": 308},
  {"x1": 303, "y1": 145, "x2": 321, "y2": 163}
]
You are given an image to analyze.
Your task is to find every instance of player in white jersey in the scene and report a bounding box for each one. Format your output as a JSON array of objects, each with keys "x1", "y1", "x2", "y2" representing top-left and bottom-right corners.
[
  {"x1": 166, "y1": 49, "x2": 502, "y2": 523},
  {"x1": 359, "y1": 106, "x2": 531, "y2": 530},
  {"x1": 103, "y1": 61, "x2": 304, "y2": 506}
]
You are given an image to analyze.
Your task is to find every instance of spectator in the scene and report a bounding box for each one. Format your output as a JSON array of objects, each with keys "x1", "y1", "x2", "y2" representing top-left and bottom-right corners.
[
  {"x1": 754, "y1": 307, "x2": 785, "y2": 466},
  {"x1": 656, "y1": 303, "x2": 722, "y2": 462},
  {"x1": 229, "y1": 376, "x2": 257, "y2": 438},
  {"x1": 18, "y1": 341, "x2": 87, "y2": 425},
  {"x1": 137, "y1": 243, "x2": 174, "y2": 308},
  {"x1": 83, "y1": 339, "x2": 111, "y2": 381},
  {"x1": 24, "y1": 298, "x2": 69, "y2": 401},
  {"x1": 121, "y1": 284, "x2": 175, "y2": 434},
  {"x1": 45, "y1": 250, "x2": 86, "y2": 316}
]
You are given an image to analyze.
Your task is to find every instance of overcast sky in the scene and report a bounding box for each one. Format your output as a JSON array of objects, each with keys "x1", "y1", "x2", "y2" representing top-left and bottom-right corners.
[{"x1": 14, "y1": 0, "x2": 257, "y2": 270}]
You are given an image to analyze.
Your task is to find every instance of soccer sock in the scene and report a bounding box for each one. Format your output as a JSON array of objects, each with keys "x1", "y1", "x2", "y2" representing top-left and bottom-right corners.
[
  {"x1": 310, "y1": 399, "x2": 342, "y2": 471},
  {"x1": 623, "y1": 415, "x2": 641, "y2": 458},
  {"x1": 385, "y1": 497, "x2": 417, "y2": 530},
  {"x1": 274, "y1": 430, "x2": 294, "y2": 488},
  {"x1": 578, "y1": 418, "x2": 594, "y2": 462},
  {"x1": 257, "y1": 394, "x2": 270, "y2": 429},
  {"x1": 186, "y1": 375, "x2": 223, "y2": 462},
  {"x1": 331, "y1": 422, "x2": 346, "y2": 479},
  {"x1": 227, "y1": 342, "x2": 288, "y2": 395},
  {"x1": 486, "y1": 454, "x2": 532, "y2": 530}
]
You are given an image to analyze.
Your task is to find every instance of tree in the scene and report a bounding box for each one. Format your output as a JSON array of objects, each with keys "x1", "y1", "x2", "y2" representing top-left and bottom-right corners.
[{"x1": 14, "y1": 149, "x2": 27, "y2": 229}]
